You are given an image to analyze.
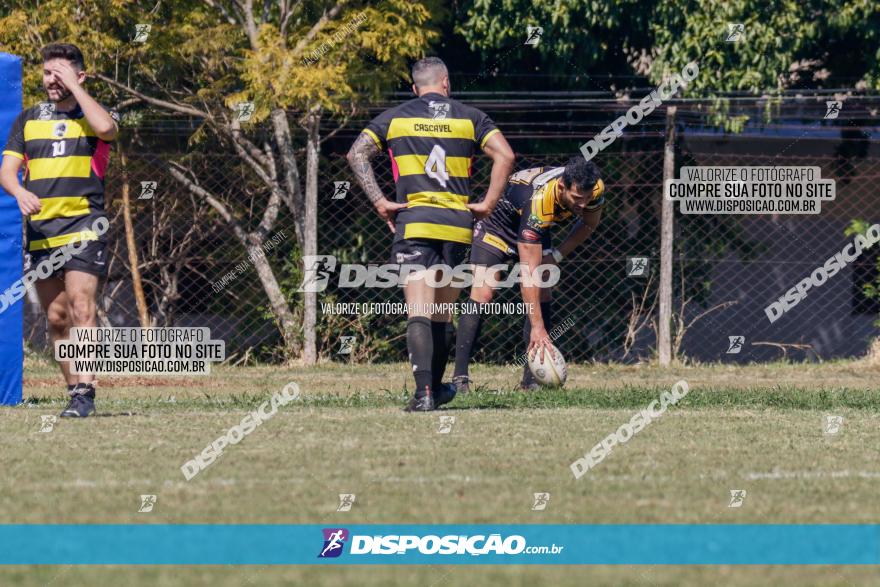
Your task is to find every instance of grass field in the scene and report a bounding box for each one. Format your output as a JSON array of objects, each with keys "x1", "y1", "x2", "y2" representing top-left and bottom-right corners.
[{"x1": 2, "y1": 355, "x2": 880, "y2": 585}]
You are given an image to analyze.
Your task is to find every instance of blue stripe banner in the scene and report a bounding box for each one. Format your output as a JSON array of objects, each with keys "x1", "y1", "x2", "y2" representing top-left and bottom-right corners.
[
  {"x1": 1, "y1": 524, "x2": 879, "y2": 565},
  {"x1": 0, "y1": 52, "x2": 24, "y2": 406}
]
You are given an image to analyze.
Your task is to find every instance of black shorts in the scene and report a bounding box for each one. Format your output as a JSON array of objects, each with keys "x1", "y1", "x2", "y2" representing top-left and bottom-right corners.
[
  {"x1": 390, "y1": 238, "x2": 467, "y2": 269},
  {"x1": 26, "y1": 239, "x2": 108, "y2": 279},
  {"x1": 471, "y1": 220, "x2": 551, "y2": 265}
]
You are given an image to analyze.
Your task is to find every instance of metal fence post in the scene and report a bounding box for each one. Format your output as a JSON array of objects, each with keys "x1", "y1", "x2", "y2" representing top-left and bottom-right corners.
[{"x1": 658, "y1": 106, "x2": 676, "y2": 366}]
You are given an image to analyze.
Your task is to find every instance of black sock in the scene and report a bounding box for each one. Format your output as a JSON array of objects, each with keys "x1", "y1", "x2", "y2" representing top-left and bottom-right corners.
[
  {"x1": 431, "y1": 321, "x2": 453, "y2": 389},
  {"x1": 522, "y1": 301, "x2": 554, "y2": 384},
  {"x1": 407, "y1": 317, "x2": 433, "y2": 398},
  {"x1": 454, "y1": 300, "x2": 483, "y2": 379}
]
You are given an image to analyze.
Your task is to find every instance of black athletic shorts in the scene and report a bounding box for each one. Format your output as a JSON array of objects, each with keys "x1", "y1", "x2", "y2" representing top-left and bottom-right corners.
[
  {"x1": 389, "y1": 237, "x2": 467, "y2": 269},
  {"x1": 26, "y1": 239, "x2": 108, "y2": 279},
  {"x1": 471, "y1": 219, "x2": 551, "y2": 265}
]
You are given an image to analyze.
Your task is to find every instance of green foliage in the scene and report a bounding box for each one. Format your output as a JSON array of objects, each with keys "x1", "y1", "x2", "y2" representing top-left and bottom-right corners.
[
  {"x1": 459, "y1": 0, "x2": 650, "y2": 74},
  {"x1": 459, "y1": 0, "x2": 880, "y2": 128},
  {"x1": 846, "y1": 219, "x2": 880, "y2": 326},
  {"x1": 0, "y1": 0, "x2": 436, "y2": 119}
]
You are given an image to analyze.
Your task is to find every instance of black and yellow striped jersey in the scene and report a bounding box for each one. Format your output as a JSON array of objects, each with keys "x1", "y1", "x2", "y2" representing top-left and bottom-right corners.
[
  {"x1": 362, "y1": 92, "x2": 499, "y2": 245},
  {"x1": 3, "y1": 102, "x2": 118, "y2": 252},
  {"x1": 478, "y1": 166, "x2": 605, "y2": 250}
]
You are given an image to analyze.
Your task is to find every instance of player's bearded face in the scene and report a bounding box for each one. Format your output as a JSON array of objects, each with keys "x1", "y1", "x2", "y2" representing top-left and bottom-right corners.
[
  {"x1": 561, "y1": 184, "x2": 588, "y2": 215},
  {"x1": 42, "y1": 61, "x2": 73, "y2": 103}
]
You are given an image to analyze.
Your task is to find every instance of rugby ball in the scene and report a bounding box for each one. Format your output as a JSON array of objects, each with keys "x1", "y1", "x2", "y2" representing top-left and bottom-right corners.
[{"x1": 528, "y1": 343, "x2": 567, "y2": 386}]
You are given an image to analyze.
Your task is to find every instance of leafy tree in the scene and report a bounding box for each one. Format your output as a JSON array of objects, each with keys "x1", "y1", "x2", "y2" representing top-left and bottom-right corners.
[{"x1": 459, "y1": 0, "x2": 880, "y2": 99}]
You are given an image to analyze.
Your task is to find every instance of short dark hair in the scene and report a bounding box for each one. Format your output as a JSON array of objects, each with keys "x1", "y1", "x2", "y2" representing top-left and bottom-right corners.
[
  {"x1": 561, "y1": 156, "x2": 601, "y2": 193},
  {"x1": 411, "y1": 57, "x2": 447, "y2": 88},
  {"x1": 41, "y1": 43, "x2": 85, "y2": 70}
]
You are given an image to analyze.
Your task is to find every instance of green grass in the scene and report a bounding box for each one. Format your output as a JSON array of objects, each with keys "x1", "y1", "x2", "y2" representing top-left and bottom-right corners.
[{"x1": 2, "y1": 359, "x2": 880, "y2": 585}]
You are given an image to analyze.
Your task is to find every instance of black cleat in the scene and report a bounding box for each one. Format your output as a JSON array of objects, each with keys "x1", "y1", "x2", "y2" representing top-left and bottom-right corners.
[
  {"x1": 434, "y1": 383, "x2": 457, "y2": 407},
  {"x1": 60, "y1": 384, "x2": 96, "y2": 418},
  {"x1": 452, "y1": 375, "x2": 471, "y2": 395},
  {"x1": 405, "y1": 393, "x2": 435, "y2": 412}
]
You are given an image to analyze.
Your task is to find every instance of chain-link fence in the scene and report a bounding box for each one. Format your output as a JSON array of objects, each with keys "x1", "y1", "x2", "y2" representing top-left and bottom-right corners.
[{"x1": 22, "y1": 97, "x2": 880, "y2": 364}]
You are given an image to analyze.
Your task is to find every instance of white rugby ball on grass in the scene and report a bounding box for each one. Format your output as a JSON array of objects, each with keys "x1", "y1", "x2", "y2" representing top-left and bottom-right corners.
[{"x1": 528, "y1": 343, "x2": 567, "y2": 386}]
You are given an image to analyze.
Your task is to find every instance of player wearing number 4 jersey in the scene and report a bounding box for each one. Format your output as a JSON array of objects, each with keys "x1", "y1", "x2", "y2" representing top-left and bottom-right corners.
[
  {"x1": 0, "y1": 43, "x2": 119, "y2": 418},
  {"x1": 347, "y1": 57, "x2": 514, "y2": 412}
]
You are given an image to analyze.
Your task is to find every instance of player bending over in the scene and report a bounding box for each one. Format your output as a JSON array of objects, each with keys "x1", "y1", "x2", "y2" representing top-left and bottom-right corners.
[
  {"x1": 452, "y1": 157, "x2": 604, "y2": 392},
  {"x1": 346, "y1": 57, "x2": 514, "y2": 411},
  {"x1": 0, "y1": 44, "x2": 119, "y2": 417}
]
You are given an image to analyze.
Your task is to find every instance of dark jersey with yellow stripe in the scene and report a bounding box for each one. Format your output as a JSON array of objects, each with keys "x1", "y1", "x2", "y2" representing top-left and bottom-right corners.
[
  {"x1": 3, "y1": 102, "x2": 118, "y2": 252},
  {"x1": 363, "y1": 92, "x2": 498, "y2": 245},
  {"x1": 476, "y1": 166, "x2": 605, "y2": 253}
]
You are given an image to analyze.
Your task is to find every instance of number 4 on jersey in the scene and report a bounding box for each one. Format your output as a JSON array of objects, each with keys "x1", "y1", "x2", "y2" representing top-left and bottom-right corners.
[{"x1": 424, "y1": 145, "x2": 449, "y2": 188}]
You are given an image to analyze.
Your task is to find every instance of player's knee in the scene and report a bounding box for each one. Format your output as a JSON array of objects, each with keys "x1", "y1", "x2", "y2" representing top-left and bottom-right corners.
[
  {"x1": 470, "y1": 286, "x2": 494, "y2": 304},
  {"x1": 45, "y1": 306, "x2": 69, "y2": 330},
  {"x1": 68, "y1": 295, "x2": 96, "y2": 325}
]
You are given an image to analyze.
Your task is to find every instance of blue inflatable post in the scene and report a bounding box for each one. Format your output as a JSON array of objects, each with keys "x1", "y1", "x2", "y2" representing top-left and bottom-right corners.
[{"x1": 0, "y1": 53, "x2": 23, "y2": 405}]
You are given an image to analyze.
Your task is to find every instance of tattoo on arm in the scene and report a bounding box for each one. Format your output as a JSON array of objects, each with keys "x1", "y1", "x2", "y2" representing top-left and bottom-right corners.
[{"x1": 347, "y1": 133, "x2": 385, "y2": 204}]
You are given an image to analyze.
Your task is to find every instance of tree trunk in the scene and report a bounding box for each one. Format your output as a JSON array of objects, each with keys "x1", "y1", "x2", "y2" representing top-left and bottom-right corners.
[
  {"x1": 166, "y1": 163, "x2": 300, "y2": 357},
  {"x1": 302, "y1": 108, "x2": 321, "y2": 365},
  {"x1": 245, "y1": 236, "x2": 301, "y2": 357},
  {"x1": 270, "y1": 109, "x2": 305, "y2": 245},
  {"x1": 658, "y1": 106, "x2": 676, "y2": 366},
  {"x1": 119, "y1": 147, "x2": 151, "y2": 328}
]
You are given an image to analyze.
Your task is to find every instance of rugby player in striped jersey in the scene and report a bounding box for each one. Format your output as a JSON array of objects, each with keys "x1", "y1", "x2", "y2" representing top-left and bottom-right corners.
[
  {"x1": 452, "y1": 158, "x2": 605, "y2": 392},
  {"x1": 0, "y1": 44, "x2": 119, "y2": 418},
  {"x1": 347, "y1": 57, "x2": 515, "y2": 411}
]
